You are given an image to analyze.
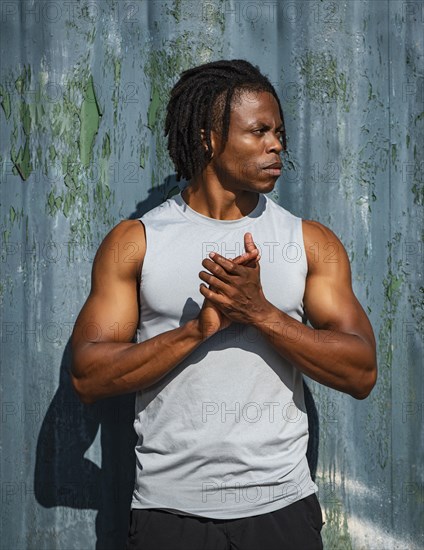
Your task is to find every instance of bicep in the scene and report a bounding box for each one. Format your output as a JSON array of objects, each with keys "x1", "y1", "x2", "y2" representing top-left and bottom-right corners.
[
  {"x1": 302, "y1": 223, "x2": 376, "y2": 349},
  {"x1": 71, "y1": 221, "x2": 143, "y2": 354},
  {"x1": 73, "y1": 280, "x2": 139, "y2": 347}
]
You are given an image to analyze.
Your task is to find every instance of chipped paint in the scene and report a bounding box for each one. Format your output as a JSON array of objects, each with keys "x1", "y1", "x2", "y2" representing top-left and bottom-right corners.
[
  {"x1": 296, "y1": 51, "x2": 352, "y2": 112},
  {"x1": 0, "y1": 85, "x2": 11, "y2": 119},
  {"x1": 144, "y1": 33, "x2": 198, "y2": 186},
  {"x1": 79, "y1": 74, "x2": 102, "y2": 167}
]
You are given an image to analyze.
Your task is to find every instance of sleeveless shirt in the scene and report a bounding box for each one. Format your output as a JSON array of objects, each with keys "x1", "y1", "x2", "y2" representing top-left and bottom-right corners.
[{"x1": 130, "y1": 187, "x2": 318, "y2": 519}]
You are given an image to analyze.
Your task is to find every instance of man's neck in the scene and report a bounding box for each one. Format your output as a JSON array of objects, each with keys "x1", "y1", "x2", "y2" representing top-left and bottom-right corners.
[{"x1": 181, "y1": 183, "x2": 259, "y2": 221}]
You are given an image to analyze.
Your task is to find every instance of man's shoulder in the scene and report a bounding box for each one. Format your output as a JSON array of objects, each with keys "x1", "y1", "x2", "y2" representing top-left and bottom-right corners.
[
  {"x1": 301, "y1": 219, "x2": 343, "y2": 246},
  {"x1": 301, "y1": 219, "x2": 350, "y2": 274},
  {"x1": 106, "y1": 218, "x2": 146, "y2": 244},
  {"x1": 94, "y1": 219, "x2": 146, "y2": 280}
]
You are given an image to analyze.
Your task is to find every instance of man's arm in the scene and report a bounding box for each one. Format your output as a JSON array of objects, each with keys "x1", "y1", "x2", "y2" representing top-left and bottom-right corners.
[
  {"x1": 252, "y1": 220, "x2": 377, "y2": 399},
  {"x1": 71, "y1": 221, "x2": 259, "y2": 405},
  {"x1": 199, "y1": 223, "x2": 377, "y2": 399},
  {"x1": 70, "y1": 220, "x2": 207, "y2": 405}
]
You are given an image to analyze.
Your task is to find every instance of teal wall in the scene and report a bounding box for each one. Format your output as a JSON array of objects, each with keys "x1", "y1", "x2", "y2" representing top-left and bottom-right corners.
[{"x1": 1, "y1": 1, "x2": 423, "y2": 548}]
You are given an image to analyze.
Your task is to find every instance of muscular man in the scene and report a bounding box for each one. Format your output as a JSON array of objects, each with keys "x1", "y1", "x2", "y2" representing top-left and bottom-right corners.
[{"x1": 71, "y1": 59, "x2": 377, "y2": 550}]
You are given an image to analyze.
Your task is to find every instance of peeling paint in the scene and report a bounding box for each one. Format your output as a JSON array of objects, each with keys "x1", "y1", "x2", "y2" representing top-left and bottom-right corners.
[
  {"x1": 0, "y1": 85, "x2": 11, "y2": 119},
  {"x1": 296, "y1": 51, "x2": 352, "y2": 112},
  {"x1": 144, "y1": 33, "x2": 198, "y2": 187},
  {"x1": 11, "y1": 138, "x2": 32, "y2": 181},
  {"x1": 14, "y1": 65, "x2": 31, "y2": 95},
  {"x1": 367, "y1": 233, "x2": 405, "y2": 470},
  {"x1": 139, "y1": 142, "x2": 149, "y2": 169},
  {"x1": 79, "y1": 74, "x2": 102, "y2": 167},
  {"x1": 147, "y1": 84, "x2": 161, "y2": 131},
  {"x1": 167, "y1": 0, "x2": 183, "y2": 22}
]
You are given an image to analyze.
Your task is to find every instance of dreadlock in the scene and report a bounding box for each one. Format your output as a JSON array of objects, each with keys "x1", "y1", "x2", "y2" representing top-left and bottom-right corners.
[{"x1": 164, "y1": 59, "x2": 287, "y2": 182}]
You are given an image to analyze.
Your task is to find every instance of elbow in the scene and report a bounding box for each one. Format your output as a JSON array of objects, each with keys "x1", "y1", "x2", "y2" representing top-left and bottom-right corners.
[
  {"x1": 70, "y1": 343, "x2": 96, "y2": 405},
  {"x1": 351, "y1": 363, "x2": 378, "y2": 400},
  {"x1": 70, "y1": 370, "x2": 96, "y2": 405}
]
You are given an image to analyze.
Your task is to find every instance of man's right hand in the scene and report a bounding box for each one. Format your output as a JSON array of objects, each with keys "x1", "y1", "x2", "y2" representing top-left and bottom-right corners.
[{"x1": 197, "y1": 232, "x2": 260, "y2": 338}]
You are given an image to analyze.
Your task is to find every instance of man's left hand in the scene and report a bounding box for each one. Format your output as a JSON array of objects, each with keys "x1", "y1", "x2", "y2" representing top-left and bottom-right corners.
[{"x1": 199, "y1": 250, "x2": 272, "y2": 325}]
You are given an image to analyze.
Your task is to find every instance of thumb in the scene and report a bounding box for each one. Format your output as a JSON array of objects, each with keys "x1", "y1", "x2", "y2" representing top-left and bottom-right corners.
[{"x1": 244, "y1": 232, "x2": 261, "y2": 261}]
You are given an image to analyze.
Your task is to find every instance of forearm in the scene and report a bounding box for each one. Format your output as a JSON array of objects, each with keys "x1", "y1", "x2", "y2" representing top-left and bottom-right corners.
[
  {"x1": 71, "y1": 319, "x2": 207, "y2": 404},
  {"x1": 252, "y1": 303, "x2": 377, "y2": 399}
]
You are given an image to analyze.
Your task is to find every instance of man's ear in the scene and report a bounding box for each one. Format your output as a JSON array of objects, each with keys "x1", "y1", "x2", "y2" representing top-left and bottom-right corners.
[{"x1": 200, "y1": 128, "x2": 215, "y2": 159}]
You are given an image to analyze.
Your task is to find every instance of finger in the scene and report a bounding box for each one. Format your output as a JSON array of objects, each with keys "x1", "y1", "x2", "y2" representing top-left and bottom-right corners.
[
  {"x1": 244, "y1": 232, "x2": 258, "y2": 254},
  {"x1": 233, "y1": 248, "x2": 259, "y2": 264},
  {"x1": 199, "y1": 283, "x2": 227, "y2": 306},
  {"x1": 205, "y1": 254, "x2": 240, "y2": 276},
  {"x1": 199, "y1": 270, "x2": 229, "y2": 293}
]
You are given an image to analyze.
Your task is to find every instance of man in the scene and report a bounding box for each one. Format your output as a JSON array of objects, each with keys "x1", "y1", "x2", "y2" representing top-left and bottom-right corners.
[{"x1": 71, "y1": 59, "x2": 377, "y2": 549}]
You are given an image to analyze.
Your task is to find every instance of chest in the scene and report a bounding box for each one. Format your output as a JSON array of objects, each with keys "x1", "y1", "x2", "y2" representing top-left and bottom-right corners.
[{"x1": 139, "y1": 225, "x2": 307, "y2": 325}]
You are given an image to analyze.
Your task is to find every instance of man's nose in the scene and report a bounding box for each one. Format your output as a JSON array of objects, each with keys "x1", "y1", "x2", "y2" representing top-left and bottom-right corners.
[{"x1": 266, "y1": 133, "x2": 284, "y2": 154}]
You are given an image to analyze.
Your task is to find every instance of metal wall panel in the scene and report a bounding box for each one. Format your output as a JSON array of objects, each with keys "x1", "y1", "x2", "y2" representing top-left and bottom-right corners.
[{"x1": 1, "y1": 1, "x2": 422, "y2": 548}]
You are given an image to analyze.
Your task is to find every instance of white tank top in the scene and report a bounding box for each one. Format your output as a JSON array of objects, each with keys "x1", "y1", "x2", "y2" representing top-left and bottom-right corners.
[{"x1": 130, "y1": 187, "x2": 318, "y2": 519}]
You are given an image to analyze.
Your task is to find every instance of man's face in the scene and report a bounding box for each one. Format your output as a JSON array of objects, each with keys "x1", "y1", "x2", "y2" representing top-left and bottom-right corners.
[{"x1": 207, "y1": 90, "x2": 284, "y2": 193}]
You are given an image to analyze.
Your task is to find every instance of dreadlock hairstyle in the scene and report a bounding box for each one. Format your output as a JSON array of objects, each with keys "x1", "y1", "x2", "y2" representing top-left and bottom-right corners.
[{"x1": 164, "y1": 59, "x2": 287, "y2": 181}]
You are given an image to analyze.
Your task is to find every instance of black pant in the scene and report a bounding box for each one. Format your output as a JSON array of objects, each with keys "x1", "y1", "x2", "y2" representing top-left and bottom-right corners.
[{"x1": 124, "y1": 493, "x2": 324, "y2": 550}]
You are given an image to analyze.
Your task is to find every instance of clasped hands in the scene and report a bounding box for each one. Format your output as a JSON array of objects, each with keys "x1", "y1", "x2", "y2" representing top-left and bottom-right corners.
[{"x1": 198, "y1": 232, "x2": 271, "y2": 325}]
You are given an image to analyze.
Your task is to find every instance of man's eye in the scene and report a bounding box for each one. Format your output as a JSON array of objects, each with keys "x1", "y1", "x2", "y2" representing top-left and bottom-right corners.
[{"x1": 253, "y1": 128, "x2": 266, "y2": 134}]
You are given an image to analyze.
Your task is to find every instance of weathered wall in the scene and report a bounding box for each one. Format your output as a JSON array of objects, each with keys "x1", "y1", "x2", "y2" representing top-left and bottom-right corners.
[{"x1": 1, "y1": 1, "x2": 422, "y2": 549}]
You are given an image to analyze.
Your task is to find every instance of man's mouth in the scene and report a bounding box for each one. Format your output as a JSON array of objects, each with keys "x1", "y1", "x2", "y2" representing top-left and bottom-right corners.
[{"x1": 262, "y1": 162, "x2": 282, "y2": 176}]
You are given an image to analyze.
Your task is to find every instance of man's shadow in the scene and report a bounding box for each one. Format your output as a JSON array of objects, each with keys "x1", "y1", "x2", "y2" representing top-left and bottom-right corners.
[{"x1": 34, "y1": 177, "x2": 319, "y2": 550}]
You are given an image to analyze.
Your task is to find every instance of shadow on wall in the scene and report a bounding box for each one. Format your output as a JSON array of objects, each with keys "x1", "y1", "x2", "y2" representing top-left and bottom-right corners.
[
  {"x1": 34, "y1": 340, "x2": 138, "y2": 550},
  {"x1": 33, "y1": 179, "x2": 319, "y2": 550}
]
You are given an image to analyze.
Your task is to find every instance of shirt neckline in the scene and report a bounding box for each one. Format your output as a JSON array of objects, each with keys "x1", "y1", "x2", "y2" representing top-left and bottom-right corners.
[{"x1": 172, "y1": 187, "x2": 267, "y2": 228}]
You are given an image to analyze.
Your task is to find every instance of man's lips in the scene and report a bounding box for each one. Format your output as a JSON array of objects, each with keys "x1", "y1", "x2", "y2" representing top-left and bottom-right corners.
[
  {"x1": 263, "y1": 162, "x2": 282, "y2": 169},
  {"x1": 262, "y1": 162, "x2": 282, "y2": 175}
]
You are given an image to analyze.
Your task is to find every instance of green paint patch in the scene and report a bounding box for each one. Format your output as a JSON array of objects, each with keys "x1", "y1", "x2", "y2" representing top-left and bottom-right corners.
[
  {"x1": 49, "y1": 145, "x2": 57, "y2": 161},
  {"x1": 313, "y1": 470, "x2": 354, "y2": 550},
  {"x1": 384, "y1": 272, "x2": 404, "y2": 302},
  {"x1": 0, "y1": 85, "x2": 11, "y2": 119},
  {"x1": 102, "y1": 133, "x2": 111, "y2": 159},
  {"x1": 47, "y1": 190, "x2": 64, "y2": 216},
  {"x1": 94, "y1": 180, "x2": 111, "y2": 203},
  {"x1": 36, "y1": 145, "x2": 42, "y2": 165},
  {"x1": 139, "y1": 142, "x2": 149, "y2": 169},
  {"x1": 79, "y1": 74, "x2": 102, "y2": 166},
  {"x1": 3, "y1": 63, "x2": 116, "y2": 254},
  {"x1": 112, "y1": 57, "x2": 121, "y2": 124},
  {"x1": 167, "y1": 0, "x2": 182, "y2": 22},
  {"x1": 7, "y1": 205, "x2": 24, "y2": 226},
  {"x1": 296, "y1": 52, "x2": 351, "y2": 112},
  {"x1": 200, "y1": 0, "x2": 226, "y2": 32},
  {"x1": 64, "y1": 173, "x2": 80, "y2": 191},
  {"x1": 147, "y1": 84, "x2": 161, "y2": 131},
  {"x1": 15, "y1": 65, "x2": 31, "y2": 94},
  {"x1": 20, "y1": 103, "x2": 31, "y2": 137},
  {"x1": 11, "y1": 138, "x2": 32, "y2": 181},
  {"x1": 144, "y1": 33, "x2": 198, "y2": 184},
  {"x1": 412, "y1": 182, "x2": 423, "y2": 205},
  {"x1": 368, "y1": 233, "x2": 405, "y2": 469},
  {"x1": 63, "y1": 190, "x2": 76, "y2": 218}
]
